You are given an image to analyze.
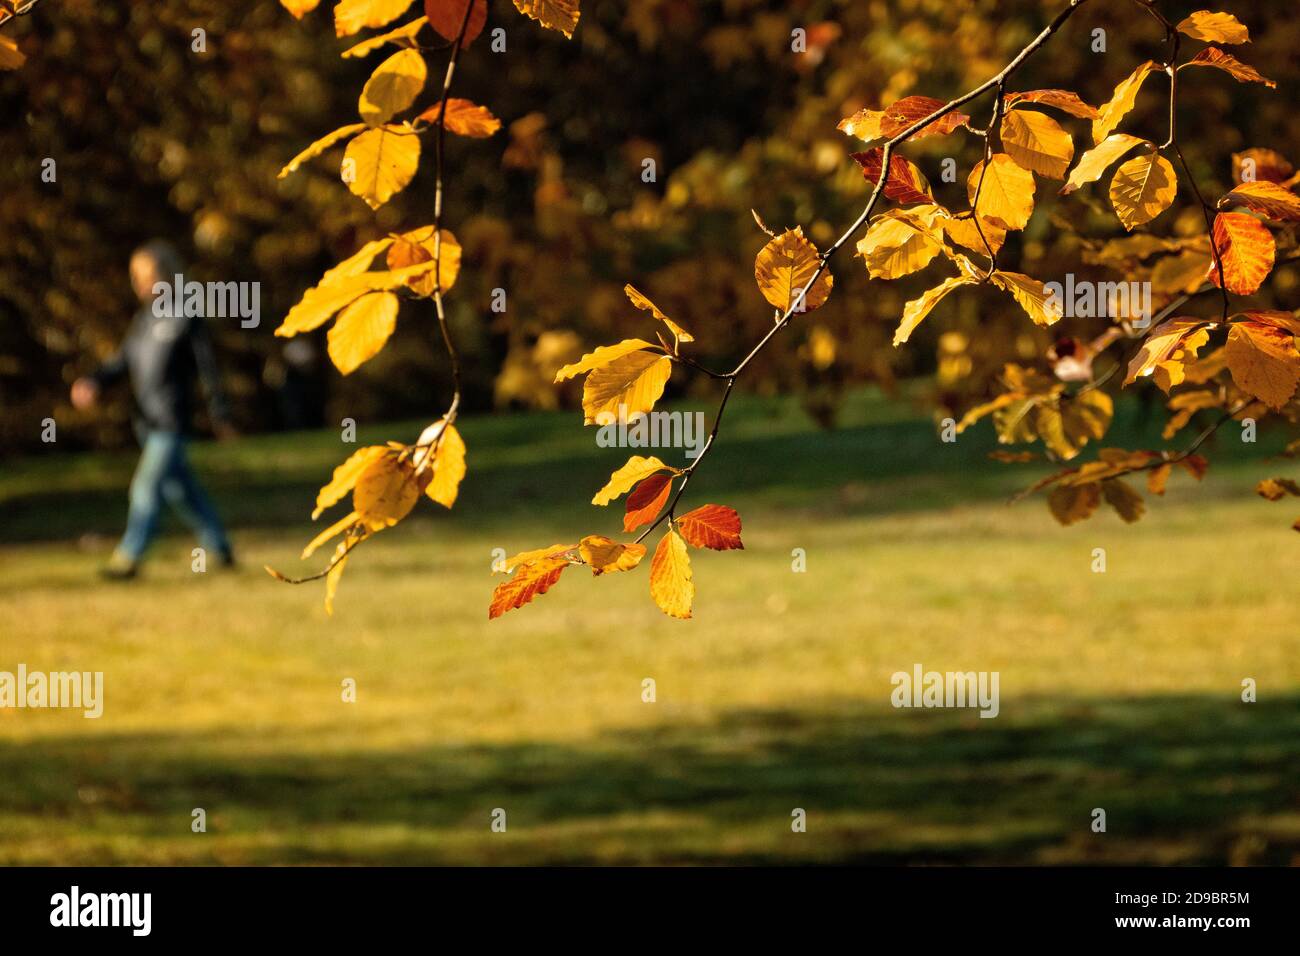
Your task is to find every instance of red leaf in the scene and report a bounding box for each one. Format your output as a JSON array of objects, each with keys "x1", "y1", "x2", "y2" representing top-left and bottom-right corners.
[
  {"x1": 677, "y1": 504, "x2": 744, "y2": 551},
  {"x1": 623, "y1": 473, "x2": 673, "y2": 532},
  {"x1": 850, "y1": 148, "x2": 933, "y2": 206}
]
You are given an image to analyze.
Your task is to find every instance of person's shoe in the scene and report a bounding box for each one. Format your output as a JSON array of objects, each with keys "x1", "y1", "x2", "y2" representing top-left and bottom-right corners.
[{"x1": 98, "y1": 552, "x2": 139, "y2": 581}]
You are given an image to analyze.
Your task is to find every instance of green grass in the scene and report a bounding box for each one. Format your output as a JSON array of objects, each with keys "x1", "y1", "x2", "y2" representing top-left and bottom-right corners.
[{"x1": 1, "y1": 389, "x2": 1298, "y2": 865}]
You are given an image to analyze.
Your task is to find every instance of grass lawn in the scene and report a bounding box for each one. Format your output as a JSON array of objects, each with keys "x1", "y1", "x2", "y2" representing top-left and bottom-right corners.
[{"x1": 1, "y1": 389, "x2": 1297, "y2": 865}]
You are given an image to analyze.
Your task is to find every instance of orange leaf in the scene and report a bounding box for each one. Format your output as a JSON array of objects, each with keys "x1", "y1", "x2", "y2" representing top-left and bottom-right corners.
[
  {"x1": 1209, "y1": 212, "x2": 1275, "y2": 295},
  {"x1": 878, "y1": 95, "x2": 970, "y2": 139},
  {"x1": 1224, "y1": 320, "x2": 1300, "y2": 410},
  {"x1": 424, "y1": 0, "x2": 486, "y2": 47},
  {"x1": 1183, "y1": 47, "x2": 1275, "y2": 88},
  {"x1": 1219, "y1": 181, "x2": 1300, "y2": 222},
  {"x1": 623, "y1": 472, "x2": 673, "y2": 532},
  {"x1": 850, "y1": 148, "x2": 933, "y2": 206},
  {"x1": 1004, "y1": 89, "x2": 1098, "y2": 119},
  {"x1": 417, "y1": 98, "x2": 501, "y2": 137},
  {"x1": 677, "y1": 504, "x2": 744, "y2": 551},
  {"x1": 649, "y1": 529, "x2": 693, "y2": 619},
  {"x1": 488, "y1": 555, "x2": 568, "y2": 619}
]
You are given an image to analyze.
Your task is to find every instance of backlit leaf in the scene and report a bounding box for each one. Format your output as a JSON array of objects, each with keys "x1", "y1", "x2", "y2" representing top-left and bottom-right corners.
[
  {"x1": 649, "y1": 529, "x2": 693, "y2": 619},
  {"x1": 1092, "y1": 61, "x2": 1158, "y2": 144},
  {"x1": 677, "y1": 504, "x2": 743, "y2": 551},
  {"x1": 279, "y1": 123, "x2": 366, "y2": 179},
  {"x1": 1004, "y1": 89, "x2": 1098, "y2": 119},
  {"x1": 990, "y1": 271, "x2": 1063, "y2": 327},
  {"x1": 414, "y1": 418, "x2": 467, "y2": 507},
  {"x1": 1176, "y1": 10, "x2": 1250, "y2": 44},
  {"x1": 1224, "y1": 320, "x2": 1300, "y2": 410},
  {"x1": 555, "y1": 339, "x2": 656, "y2": 382},
  {"x1": 385, "y1": 227, "x2": 461, "y2": 297},
  {"x1": 314, "y1": 446, "x2": 391, "y2": 519},
  {"x1": 850, "y1": 148, "x2": 933, "y2": 206},
  {"x1": 893, "y1": 275, "x2": 978, "y2": 346},
  {"x1": 489, "y1": 555, "x2": 568, "y2": 618},
  {"x1": 578, "y1": 535, "x2": 646, "y2": 575},
  {"x1": 624, "y1": 285, "x2": 694, "y2": 342},
  {"x1": 1219, "y1": 181, "x2": 1300, "y2": 222},
  {"x1": 968, "y1": 154, "x2": 1036, "y2": 231},
  {"x1": 582, "y1": 352, "x2": 673, "y2": 425},
  {"x1": 593, "y1": 455, "x2": 672, "y2": 506},
  {"x1": 513, "y1": 0, "x2": 580, "y2": 38},
  {"x1": 1182, "y1": 46, "x2": 1275, "y2": 87},
  {"x1": 417, "y1": 98, "x2": 502, "y2": 137},
  {"x1": 335, "y1": 0, "x2": 417, "y2": 37},
  {"x1": 327, "y1": 291, "x2": 400, "y2": 374},
  {"x1": 1000, "y1": 109, "x2": 1074, "y2": 179},
  {"x1": 344, "y1": 123, "x2": 421, "y2": 209},
  {"x1": 424, "y1": 0, "x2": 486, "y2": 46},
  {"x1": 1060, "y1": 134, "x2": 1146, "y2": 195},
  {"x1": 354, "y1": 454, "x2": 419, "y2": 529},
  {"x1": 1124, "y1": 318, "x2": 1213, "y2": 392},
  {"x1": 1109, "y1": 151, "x2": 1178, "y2": 230},
  {"x1": 754, "y1": 227, "x2": 833, "y2": 313},
  {"x1": 623, "y1": 472, "x2": 673, "y2": 532},
  {"x1": 857, "y1": 206, "x2": 945, "y2": 280},
  {"x1": 358, "y1": 48, "x2": 426, "y2": 126},
  {"x1": 1209, "y1": 212, "x2": 1275, "y2": 295},
  {"x1": 341, "y1": 16, "x2": 428, "y2": 57}
]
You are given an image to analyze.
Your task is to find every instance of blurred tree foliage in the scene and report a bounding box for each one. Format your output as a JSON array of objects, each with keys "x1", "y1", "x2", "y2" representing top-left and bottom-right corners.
[{"x1": 2, "y1": 0, "x2": 1295, "y2": 451}]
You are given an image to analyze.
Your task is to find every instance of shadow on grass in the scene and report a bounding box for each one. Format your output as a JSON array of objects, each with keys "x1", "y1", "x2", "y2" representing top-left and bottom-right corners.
[{"x1": 3, "y1": 694, "x2": 1296, "y2": 864}]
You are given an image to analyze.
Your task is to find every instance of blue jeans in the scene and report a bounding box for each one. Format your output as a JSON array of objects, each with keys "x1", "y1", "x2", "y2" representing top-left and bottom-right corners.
[{"x1": 117, "y1": 431, "x2": 230, "y2": 563}]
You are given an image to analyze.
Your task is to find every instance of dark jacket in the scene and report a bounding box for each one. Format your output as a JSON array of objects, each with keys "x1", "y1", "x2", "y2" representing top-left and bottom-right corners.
[{"x1": 93, "y1": 303, "x2": 229, "y2": 434}]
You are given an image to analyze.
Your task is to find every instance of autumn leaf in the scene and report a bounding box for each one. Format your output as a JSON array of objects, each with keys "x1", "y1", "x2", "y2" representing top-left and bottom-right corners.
[
  {"x1": 425, "y1": 0, "x2": 487, "y2": 46},
  {"x1": 942, "y1": 214, "x2": 1007, "y2": 257},
  {"x1": 385, "y1": 227, "x2": 462, "y2": 297},
  {"x1": 281, "y1": 0, "x2": 323, "y2": 18},
  {"x1": 1060, "y1": 134, "x2": 1146, "y2": 195},
  {"x1": 279, "y1": 124, "x2": 367, "y2": 179},
  {"x1": 1176, "y1": 10, "x2": 1250, "y2": 45},
  {"x1": 1036, "y1": 390, "x2": 1113, "y2": 460},
  {"x1": 624, "y1": 285, "x2": 694, "y2": 342},
  {"x1": 1182, "y1": 47, "x2": 1275, "y2": 88},
  {"x1": 1124, "y1": 318, "x2": 1213, "y2": 392},
  {"x1": 344, "y1": 123, "x2": 421, "y2": 209},
  {"x1": 754, "y1": 227, "x2": 833, "y2": 314},
  {"x1": 0, "y1": 32, "x2": 23, "y2": 71},
  {"x1": 489, "y1": 555, "x2": 569, "y2": 619},
  {"x1": 336, "y1": 0, "x2": 418, "y2": 37},
  {"x1": 513, "y1": 0, "x2": 580, "y2": 38},
  {"x1": 968, "y1": 154, "x2": 1036, "y2": 231},
  {"x1": 554, "y1": 339, "x2": 657, "y2": 382},
  {"x1": 314, "y1": 446, "x2": 391, "y2": 519},
  {"x1": 358, "y1": 48, "x2": 427, "y2": 126},
  {"x1": 649, "y1": 529, "x2": 693, "y2": 619},
  {"x1": 413, "y1": 418, "x2": 467, "y2": 507},
  {"x1": 498, "y1": 543, "x2": 575, "y2": 573},
  {"x1": 893, "y1": 275, "x2": 978, "y2": 346},
  {"x1": 1208, "y1": 212, "x2": 1275, "y2": 295},
  {"x1": 417, "y1": 98, "x2": 502, "y2": 137},
  {"x1": 837, "y1": 96, "x2": 969, "y2": 142},
  {"x1": 1000, "y1": 109, "x2": 1074, "y2": 179},
  {"x1": 1224, "y1": 319, "x2": 1300, "y2": 410},
  {"x1": 1256, "y1": 477, "x2": 1300, "y2": 501},
  {"x1": 1102, "y1": 478, "x2": 1145, "y2": 523},
  {"x1": 623, "y1": 472, "x2": 674, "y2": 532},
  {"x1": 850, "y1": 149, "x2": 933, "y2": 206},
  {"x1": 1109, "y1": 151, "x2": 1178, "y2": 231},
  {"x1": 323, "y1": 539, "x2": 352, "y2": 616},
  {"x1": 857, "y1": 206, "x2": 945, "y2": 280},
  {"x1": 1092, "y1": 61, "x2": 1158, "y2": 144},
  {"x1": 990, "y1": 271, "x2": 1064, "y2": 327},
  {"x1": 1004, "y1": 89, "x2": 1098, "y2": 119},
  {"x1": 582, "y1": 351, "x2": 673, "y2": 425},
  {"x1": 1218, "y1": 181, "x2": 1300, "y2": 222},
  {"x1": 578, "y1": 535, "x2": 646, "y2": 574},
  {"x1": 341, "y1": 16, "x2": 428, "y2": 58},
  {"x1": 327, "y1": 291, "x2": 400, "y2": 374},
  {"x1": 592, "y1": 455, "x2": 673, "y2": 506},
  {"x1": 276, "y1": 256, "x2": 440, "y2": 337},
  {"x1": 354, "y1": 454, "x2": 420, "y2": 529},
  {"x1": 677, "y1": 504, "x2": 743, "y2": 551},
  {"x1": 1048, "y1": 482, "x2": 1101, "y2": 525}
]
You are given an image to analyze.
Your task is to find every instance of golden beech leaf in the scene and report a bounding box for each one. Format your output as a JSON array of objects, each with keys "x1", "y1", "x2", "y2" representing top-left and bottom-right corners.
[
  {"x1": 578, "y1": 535, "x2": 646, "y2": 575},
  {"x1": 1035, "y1": 391, "x2": 1113, "y2": 460},
  {"x1": 850, "y1": 148, "x2": 933, "y2": 206},
  {"x1": 353, "y1": 454, "x2": 420, "y2": 529},
  {"x1": 649, "y1": 529, "x2": 693, "y2": 620},
  {"x1": 1124, "y1": 318, "x2": 1213, "y2": 391},
  {"x1": 413, "y1": 419, "x2": 467, "y2": 507},
  {"x1": 324, "y1": 540, "x2": 352, "y2": 616},
  {"x1": 424, "y1": 0, "x2": 486, "y2": 46},
  {"x1": 1162, "y1": 389, "x2": 1221, "y2": 439},
  {"x1": 341, "y1": 16, "x2": 428, "y2": 57},
  {"x1": 327, "y1": 291, "x2": 400, "y2": 375},
  {"x1": 275, "y1": 257, "x2": 439, "y2": 337},
  {"x1": 1224, "y1": 320, "x2": 1300, "y2": 410},
  {"x1": 555, "y1": 339, "x2": 656, "y2": 382},
  {"x1": 279, "y1": 124, "x2": 367, "y2": 179},
  {"x1": 1060, "y1": 134, "x2": 1147, "y2": 195},
  {"x1": 582, "y1": 352, "x2": 673, "y2": 425},
  {"x1": 302, "y1": 510, "x2": 363, "y2": 560},
  {"x1": 1109, "y1": 151, "x2": 1178, "y2": 231},
  {"x1": 314, "y1": 446, "x2": 391, "y2": 519},
  {"x1": 990, "y1": 271, "x2": 1063, "y2": 327},
  {"x1": 489, "y1": 555, "x2": 569, "y2": 619},
  {"x1": 513, "y1": 0, "x2": 580, "y2": 38},
  {"x1": 1048, "y1": 482, "x2": 1101, "y2": 525},
  {"x1": 358, "y1": 48, "x2": 427, "y2": 126},
  {"x1": 1004, "y1": 89, "x2": 1098, "y2": 119},
  {"x1": 1176, "y1": 10, "x2": 1250, "y2": 44},
  {"x1": 942, "y1": 214, "x2": 1007, "y2": 257},
  {"x1": 857, "y1": 206, "x2": 945, "y2": 280},
  {"x1": 335, "y1": 0, "x2": 417, "y2": 37},
  {"x1": 1147, "y1": 463, "x2": 1172, "y2": 495},
  {"x1": 282, "y1": 0, "x2": 321, "y2": 16},
  {"x1": 879, "y1": 96, "x2": 970, "y2": 138},
  {"x1": 676, "y1": 504, "x2": 743, "y2": 551},
  {"x1": 1102, "y1": 478, "x2": 1145, "y2": 523},
  {"x1": 344, "y1": 123, "x2": 421, "y2": 209},
  {"x1": 623, "y1": 472, "x2": 674, "y2": 532},
  {"x1": 893, "y1": 275, "x2": 978, "y2": 346},
  {"x1": 385, "y1": 227, "x2": 462, "y2": 297},
  {"x1": 1209, "y1": 212, "x2": 1275, "y2": 295},
  {"x1": 0, "y1": 32, "x2": 25, "y2": 71},
  {"x1": 624, "y1": 285, "x2": 694, "y2": 342},
  {"x1": 1219, "y1": 181, "x2": 1300, "y2": 222},
  {"x1": 999, "y1": 109, "x2": 1074, "y2": 179},
  {"x1": 592, "y1": 455, "x2": 672, "y2": 505},
  {"x1": 1183, "y1": 47, "x2": 1275, "y2": 88},
  {"x1": 1092, "y1": 61, "x2": 1158, "y2": 144},
  {"x1": 498, "y1": 543, "x2": 575, "y2": 573},
  {"x1": 1256, "y1": 478, "x2": 1300, "y2": 501},
  {"x1": 968, "y1": 154, "x2": 1036, "y2": 231},
  {"x1": 417, "y1": 98, "x2": 502, "y2": 137},
  {"x1": 754, "y1": 227, "x2": 833, "y2": 314}
]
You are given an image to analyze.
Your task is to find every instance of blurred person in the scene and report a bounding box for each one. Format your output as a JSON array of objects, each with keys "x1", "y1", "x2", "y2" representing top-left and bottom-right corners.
[{"x1": 70, "y1": 240, "x2": 236, "y2": 579}]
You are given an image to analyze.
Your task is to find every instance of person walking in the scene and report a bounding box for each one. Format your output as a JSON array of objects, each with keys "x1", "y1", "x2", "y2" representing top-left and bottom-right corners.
[{"x1": 70, "y1": 240, "x2": 236, "y2": 579}]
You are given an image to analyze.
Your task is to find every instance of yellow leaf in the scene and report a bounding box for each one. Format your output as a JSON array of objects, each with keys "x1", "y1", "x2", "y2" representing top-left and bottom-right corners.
[
  {"x1": 327, "y1": 291, "x2": 400, "y2": 375},
  {"x1": 314, "y1": 446, "x2": 390, "y2": 519},
  {"x1": 1004, "y1": 89, "x2": 1098, "y2": 119},
  {"x1": 1092, "y1": 61, "x2": 1158, "y2": 144},
  {"x1": 581, "y1": 352, "x2": 672, "y2": 425},
  {"x1": 649, "y1": 528, "x2": 693, "y2": 619},
  {"x1": 592, "y1": 455, "x2": 672, "y2": 505},
  {"x1": 1124, "y1": 318, "x2": 1212, "y2": 391},
  {"x1": 279, "y1": 123, "x2": 367, "y2": 179},
  {"x1": 1109, "y1": 151, "x2": 1178, "y2": 231},
  {"x1": 1060, "y1": 134, "x2": 1147, "y2": 195},
  {"x1": 624, "y1": 285, "x2": 694, "y2": 342},
  {"x1": 417, "y1": 97, "x2": 501, "y2": 137},
  {"x1": 942, "y1": 214, "x2": 1007, "y2": 257},
  {"x1": 513, "y1": 0, "x2": 580, "y2": 38},
  {"x1": 358, "y1": 48, "x2": 426, "y2": 126},
  {"x1": 893, "y1": 275, "x2": 978, "y2": 346},
  {"x1": 353, "y1": 455, "x2": 419, "y2": 529},
  {"x1": 990, "y1": 271, "x2": 1063, "y2": 327},
  {"x1": 1224, "y1": 321, "x2": 1300, "y2": 410},
  {"x1": 1036, "y1": 390, "x2": 1113, "y2": 460},
  {"x1": 837, "y1": 108, "x2": 884, "y2": 142},
  {"x1": 0, "y1": 33, "x2": 23, "y2": 71},
  {"x1": 578, "y1": 535, "x2": 646, "y2": 575},
  {"x1": 968, "y1": 154, "x2": 1036, "y2": 231},
  {"x1": 1176, "y1": 10, "x2": 1250, "y2": 44},
  {"x1": 1000, "y1": 109, "x2": 1074, "y2": 179},
  {"x1": 334, "y1": 0, "x2": 416, "y2": 37},
  {"x1": 276, "y1": 256, "x2": 438, "y2": 337},
  {"x1": 281, "y1": 0, "x2": 323, "y2": 18},
  {"x1": 856, "y1": 206, "x2": 945, "y2": 280},
  {"x1": 385, "y1": 227, "x2": 461, "y2": 297},
  {"x1": 754, "y1": 227, "x2": 833, "y2": 314},
  {"x1": 324, "y1": 539, "x2": 352, "y2": 615},
  {"x1": 555, "y1": 338, "x2": 657, "y2": 382},
  {"x1": 414, "y1": 419, "x2": 467, "y2": 507},
  {"x1": 341, "y1": 16, "x2": 427, "y2": 57},
  {"x1": 302, "y1": 510, "x2": 362, "y2": 560},
  {"x1": 344, "y1": 123, "x2": 421, "y2": 209},
  {"x1": 1182, "y1": 46, "x2": 1274, "y2": 87},
  {"x1": 499, "y1": 543, "x2": 575, "y2": 573}
]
